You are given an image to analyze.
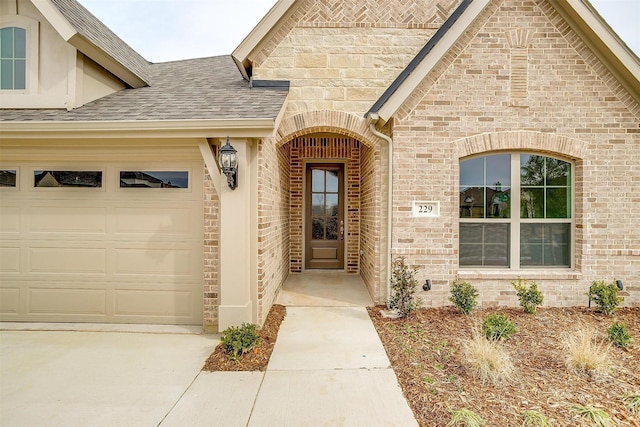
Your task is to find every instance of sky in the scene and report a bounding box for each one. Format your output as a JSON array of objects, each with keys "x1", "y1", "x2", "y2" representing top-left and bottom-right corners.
[{"x1": 77, "y1": 0, "x2": 639, "y2": 63}]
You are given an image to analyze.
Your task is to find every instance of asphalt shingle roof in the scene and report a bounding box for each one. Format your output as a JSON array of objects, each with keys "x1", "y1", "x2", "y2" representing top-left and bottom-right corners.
[
  {"x1": 0, "y1": 56, "x2": 288, "y2": 122},
  {"x1": 52, "y1": 0, "x2": 150, "y2": 85}
]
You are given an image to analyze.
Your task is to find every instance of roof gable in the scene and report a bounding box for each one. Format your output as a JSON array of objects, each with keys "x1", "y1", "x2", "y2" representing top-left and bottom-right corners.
[
  {"x1": 31, "y1": 0, "x2": 150, "y2": 88},
  {"x1": 367, "y1": 0, "x2": 640, "y2": 123}
]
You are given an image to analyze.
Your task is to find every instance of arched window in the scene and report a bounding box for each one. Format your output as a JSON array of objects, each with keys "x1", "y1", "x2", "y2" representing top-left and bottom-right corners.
[
  {"x1": 0, "y1": 26, "x2": 26, "y2": 90},
  {"x1": 459, "y1": 153, "x2": 572, "y2": 268}
]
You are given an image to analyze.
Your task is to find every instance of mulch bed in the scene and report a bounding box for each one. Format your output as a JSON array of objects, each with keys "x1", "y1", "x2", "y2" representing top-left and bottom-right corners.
[
  {"x1": 369, "y1": 306, "x2": 640, "y2": 427},
  {"x1": 202, "y1": 304, "x2": 286, "y2": 372}
]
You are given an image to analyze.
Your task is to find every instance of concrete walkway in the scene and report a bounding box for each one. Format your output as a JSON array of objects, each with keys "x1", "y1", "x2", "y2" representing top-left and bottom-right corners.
[
  {"x1": 1, "y1": 273, "x2": 418, "y2": 426},
  {"x1": 165, "y1": 273, "x2": 418, "y2": 426}
]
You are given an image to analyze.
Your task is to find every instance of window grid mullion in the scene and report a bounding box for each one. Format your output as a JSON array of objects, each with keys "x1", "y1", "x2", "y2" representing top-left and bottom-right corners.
[{"x1": 511, "y1": 153, "x2": 520, "y2": 269}]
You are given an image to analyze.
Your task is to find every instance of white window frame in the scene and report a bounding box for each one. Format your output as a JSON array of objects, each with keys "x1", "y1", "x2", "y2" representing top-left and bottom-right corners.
[
  {"x1": 0, "y1": 15, "x2": 39, "y2": 95},
  {"x1": 459, "y1": 152, "x2": 574, "y2": 270}
]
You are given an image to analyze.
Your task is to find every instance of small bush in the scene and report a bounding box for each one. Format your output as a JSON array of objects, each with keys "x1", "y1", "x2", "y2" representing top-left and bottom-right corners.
[
  {"x1": 563, "y1": 327, "x2": 610, "y2": 377},
  {"x1": 462, "y1": 333, "x2": 514, "y2": 384},
  {"x1": 387, "y1": 256, "x2": 422, "y2": 318},
  {"x1": 220, "y1": 322, "x2": 259, "y2": 362},
  {"x1": 447, "y1": 408, "x2": 485, "y2": 427},
  {"x1": 569, "y1": 404, "x2": 614, "y2": 427},
  {"x1": 482, "y1": 313, "x2": 517, "y2": 341},
  {"x1": 512, "y1": 277, "x2": 544, "y2": 314},
  {"x1": 622, "y1": 394, "x2": 640, "y2": 415},
  {"x1": 521, "y1": 410, "x2": 550, "y2": 427},
  {"x1": 449, "y1": 281, "x2": 479, "y2": 315},
  {"x1": 607, "y1": 322, "x2": 631, "y2": 348},
  {"x1": 587, "y1": 280, "x2": 622, "y2": 316}
]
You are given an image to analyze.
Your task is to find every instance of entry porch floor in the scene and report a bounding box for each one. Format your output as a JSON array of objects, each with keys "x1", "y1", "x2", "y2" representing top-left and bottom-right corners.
[{"x1": 275, "y1": 271, "x2": 374, "y2": 307}]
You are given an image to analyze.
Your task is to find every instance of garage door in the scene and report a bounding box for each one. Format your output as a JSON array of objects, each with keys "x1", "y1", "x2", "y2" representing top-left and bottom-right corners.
[{"x1": 0, "y1": 149, "x2": 204, "y2": 325}]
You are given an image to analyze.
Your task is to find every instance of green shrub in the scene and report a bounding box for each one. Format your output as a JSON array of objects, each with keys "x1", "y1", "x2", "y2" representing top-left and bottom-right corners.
[
  {"x1": 511, "y1": 277, "x2": 543, "y2": 314},
  {"x1": 387, "y1": 256, "x2": 422, "y2": 318},
  {"x1": 482, "y1": 314, "x2": 517, "y2": 341},
  {"x1": 569, "y1": 404, "x2": 614, "y2": 427},
  {"x1": 220, "y1": 322, "x2": 259, "y2": 362},
  {"x1": 449, "y1": 281, "x2": 479, "y2": 315},
  {"x1": 622, "y1": 394, "x2": 640, "y2": 415},
  {"x1": 447, "y1": 408, "x2": 485, "y2": 427},
  {"x1": 607, "y1": 322, "x2": 631, "y2": 348},
  {"x1": 521, "y1": 409, "x2": 550, "y2": 427},
  {"x1": 587, "y1": 280, "x2": 622, "y2": 316}
]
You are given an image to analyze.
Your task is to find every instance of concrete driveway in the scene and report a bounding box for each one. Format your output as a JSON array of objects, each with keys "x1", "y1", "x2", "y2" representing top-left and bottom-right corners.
[{"x1": 0, "y1": 328, "x2": 216, "y2": 427}]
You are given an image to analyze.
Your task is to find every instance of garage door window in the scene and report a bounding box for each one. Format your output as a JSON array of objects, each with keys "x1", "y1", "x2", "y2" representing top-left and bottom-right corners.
[
  {"x1": 34, "y1": 170, "x2": 102, "y2": 188},
  {"x1": 0, "y1": 169, "x2": 17, "y2": 187},
  {"x1": 119, "y1": 171, "x2": 188, "y2": 188}
]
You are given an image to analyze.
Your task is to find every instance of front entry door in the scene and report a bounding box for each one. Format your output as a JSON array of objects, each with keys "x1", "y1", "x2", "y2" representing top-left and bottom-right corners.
[{"x1": 305, "y1": 164, "x2": 344, "y2": 269}]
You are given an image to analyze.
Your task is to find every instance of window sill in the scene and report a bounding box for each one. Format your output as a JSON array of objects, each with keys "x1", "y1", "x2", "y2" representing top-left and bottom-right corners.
[{"x1": 457, "y1": 269, "x2": 581, "y2": 281}]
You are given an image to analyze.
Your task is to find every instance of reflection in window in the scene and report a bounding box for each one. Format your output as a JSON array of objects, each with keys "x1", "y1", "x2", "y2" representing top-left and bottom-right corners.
[
  {"x1": 34, "y1": 170, "x2": 102, "y2": 187},
  {"x1": 120, "y1": 171, "x2": 188, "y2": 188},
  {"x1": 460, "y1": 154, "x2": 572, "y2": 268},
  {"x1": 0, "y1": 27, "x2": 26, "y2": 90},
  {"x1": 0, "y1": 170, "x2": 16, "y2": 187},
  {"x1": 460, "y1": 223, "x2": 510, "y2": 267}
]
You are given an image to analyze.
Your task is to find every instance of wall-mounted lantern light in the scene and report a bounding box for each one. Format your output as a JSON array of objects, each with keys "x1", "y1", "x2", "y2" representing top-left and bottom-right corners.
[
  {"x1": 423, "y1": 279, "x2": 432, "y2": 292},
  {"x1": 616, "y1": 279, "x2": 624, "y2": 291},
  {"x1": 218, "y1": 137, "x2": 238, "y2": 190}
]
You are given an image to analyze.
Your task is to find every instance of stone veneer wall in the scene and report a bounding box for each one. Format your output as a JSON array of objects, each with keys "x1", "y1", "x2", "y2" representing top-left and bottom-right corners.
[
  {"x1": 203, "y1": 165, "x2": 219, "y2": 331},
  {"x1": 255, "y1": 137, "x2": 292, "y2": 325},
  {"x1": 388, "y1": 0, "x2": 639, "y2": 308},
  {"x1": 287, "y1": 135, "x2": 361, "y2": 274}
]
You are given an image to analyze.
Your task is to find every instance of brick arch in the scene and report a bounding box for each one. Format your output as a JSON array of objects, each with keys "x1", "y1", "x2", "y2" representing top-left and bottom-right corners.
[
  {"x1": 454, "y1": 130, "x2": 587, "y2": 160},
  {"x1": 276, "y1": 110, "x2": 381, "y2": 150}
]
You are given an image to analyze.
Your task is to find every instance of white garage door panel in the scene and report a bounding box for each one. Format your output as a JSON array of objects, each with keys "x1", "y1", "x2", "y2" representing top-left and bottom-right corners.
[
  {"x1": 114, "y1": 289, "x2": 195, "y2": 317},
  {"x1": 0, "y1": 289, "x2": 20, "y2": 314},
  {"x1": 0, "y1": 157, "x2": 204, "y2": 325},
  {"x1": 114, "y1": 247, "x2": 197, "y2": 276},
  {"x1": 29, "y1": 288, "x2": 107, "y2": 315},
  {"x1": 0, "y1": 247, "x2": 20, "y2": 273},
  {"x1": 29, "y1": 207, "x2": 107, "y2": 233},
  {"x1": 114, "y1": 207, "x2": 194, "y2": 235},
  {"x1": 0, "y1": 207, "x2": 20, "y2": 233},
  {"x1": 29, "y1": 247, "x2": 107, "y2": 274}
]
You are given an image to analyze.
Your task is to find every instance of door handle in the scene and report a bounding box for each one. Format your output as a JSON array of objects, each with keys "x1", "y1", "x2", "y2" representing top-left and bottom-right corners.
[{"x1": 340, "y1": 220, "x2": 344, "y2": 240}]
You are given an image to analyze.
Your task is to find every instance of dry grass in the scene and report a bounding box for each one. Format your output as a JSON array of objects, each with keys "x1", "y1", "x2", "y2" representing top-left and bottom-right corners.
[
  {"x1": 562, "y1": 326, "x2": 611, "y2": 377},
  {"x1": 462, "y1": 332, "x2": 514, "y2": 384}
]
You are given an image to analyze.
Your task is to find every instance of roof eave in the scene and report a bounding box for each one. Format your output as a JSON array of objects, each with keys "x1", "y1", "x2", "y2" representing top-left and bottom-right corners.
[
  {"x1": 0, "y1": 118, "x2": 280, "y2": 139},
  {"x1": 32, "y1": 0, "x2": 149, "y2": 88},
  {"x1": 68, "y1": 34, "x2": 148, "y2": 88},
  {"x1": 231, "y1": 0, "x2": 297, "y2": 80}
]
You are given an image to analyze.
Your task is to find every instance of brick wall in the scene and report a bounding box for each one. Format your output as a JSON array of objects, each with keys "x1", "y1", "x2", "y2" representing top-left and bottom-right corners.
[
  {"x1": 286, "y1": 135, "x2": 361, "y2": 274},
  {"x1": 251, "y1": 0, "x2": 639, "y2": 309},
  {"x1": 255, "y1": 137, "x2": 292, "y2": 325},
  {"x1": 203, "y1": 165, "x2": 219, "y2": 331},
  {"x1": 389, "y1": 0, "x2": 639, "y2": 308}
]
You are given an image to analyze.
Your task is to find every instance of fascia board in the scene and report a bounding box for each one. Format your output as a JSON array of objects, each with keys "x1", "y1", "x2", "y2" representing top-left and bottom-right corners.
[
  {"x1": 376, "y1": 0, "x2": 491, "y2": 124},
  {"x1": 550, "y1": 0, "x2": 640, "y2": 100},
  {"x1": 31, "y1": 0, "x2": 147, "y2": 88},
  {"x1": 232, "y1": 0, "x2": 297, "y2": 79},
  {"x1": 31, "y1": 0, "x2": 77, "y2": 40},
  {"x1": 0, "y1": 118, "x2": 278, "y2": 139},
  {"x1": 67, "y1": 34, "x2": 147, "y2": 88}
]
